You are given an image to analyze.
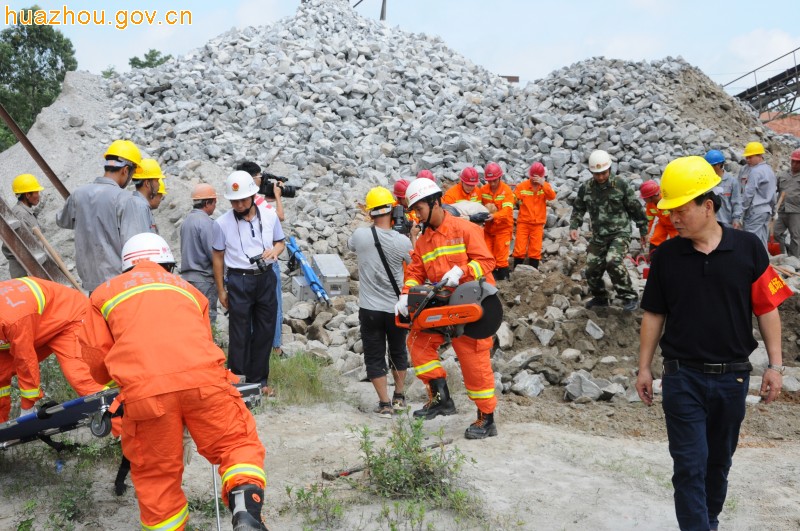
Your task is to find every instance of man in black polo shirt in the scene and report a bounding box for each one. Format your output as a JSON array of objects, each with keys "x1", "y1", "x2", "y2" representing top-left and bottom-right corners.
[{"x1": 636, "y1": 156, "x2": 791, "y2": 531}]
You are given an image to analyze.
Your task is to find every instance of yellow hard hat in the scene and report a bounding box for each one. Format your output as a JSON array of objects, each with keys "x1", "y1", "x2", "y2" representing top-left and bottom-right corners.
[
  {"x1": 365, "y1": 186, "x2": 395, "y2": 215},
  {"x1": 157, "y1": 178, "x2": 166, "y2": 195},
  {"x1": 657, "y1": 156, "x2": 721, "y2": 210},
  {"x1": 104, "y1": 139, "x2": 142, "y2": 167},
  {"x1": 134, "y1": 158, "x2": 165, "y2": 180},
  {"x1": 12, "y1": 174, "x2": 44, "y2": 195},
  {"x1": 742, "y1": 142, "x2": 765, "y2": 158}
]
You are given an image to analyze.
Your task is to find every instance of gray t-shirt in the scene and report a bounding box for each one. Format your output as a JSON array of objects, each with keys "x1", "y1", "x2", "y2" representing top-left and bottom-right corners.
[
  {"x1": 347, "y1": 226, "x2": 413, "y2": 313},
  {"x1": 180, "y1": 209, "x2": 215, "y2": 282}
]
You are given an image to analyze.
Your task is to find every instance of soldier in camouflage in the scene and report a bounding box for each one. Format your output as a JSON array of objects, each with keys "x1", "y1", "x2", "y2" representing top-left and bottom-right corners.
[{"x1": 569, "y1": 150, "x2": 648, "y2": 311}]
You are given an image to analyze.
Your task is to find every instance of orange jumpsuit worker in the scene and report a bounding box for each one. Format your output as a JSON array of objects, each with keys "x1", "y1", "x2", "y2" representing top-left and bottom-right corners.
[
  {"x1": 513, "y1": 162, "x2": 556, "y2": 270},
  {"x1": 479, "y1": 162, "x2": 515, "y2": 280},
  {"x1": 640, "y1": 180, "x2": 678, "y2": 254},
  {"x1": 395, "y1": 178, "x2": 498, "y2": 440},
  {"x1": 80, "y1": 233, "x2": 268, "y2": 531},
  {"x1": 442, "y1": 167, "x2": 481, "y2": 204},
  {"x1": 0, "y1": 277, "x2": 103, "y2": 422}
]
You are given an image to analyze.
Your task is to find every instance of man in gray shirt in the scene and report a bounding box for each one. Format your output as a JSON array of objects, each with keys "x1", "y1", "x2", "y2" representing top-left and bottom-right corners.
[
  {"x1": 2, "y1": 174, "x2": 44, "y2": 278},
  {"x1": 705, "y1": 150, "x2": 743, "y2": 228},
  {"x1": 57, "y1": 139, "x2": 151, "y2": 292},
  {"x1": 347, "y1": 186, "x2": 413, "y2": 418},
  {"x1": 741, "y1": 141, "x2": 778, "y2": 248},
  {"x1": 773, "y1": 149, "x2": 800, "y2": 257},
  {"x1": 130, "y1": 158, "x2": 162, "y2": 234},
  {"x1": 180, "y1": 183, "x2": 219, "y2": 325}
]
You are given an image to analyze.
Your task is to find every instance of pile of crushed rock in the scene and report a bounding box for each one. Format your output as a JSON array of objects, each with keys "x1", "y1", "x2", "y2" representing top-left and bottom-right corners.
[{"x1": 1, "y1": 0, "x2": 799, "y2": 405}]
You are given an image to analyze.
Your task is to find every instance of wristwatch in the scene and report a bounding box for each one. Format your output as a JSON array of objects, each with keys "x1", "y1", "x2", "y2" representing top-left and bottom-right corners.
[{"x1": 767, "y1": 364, "x2": 785, "y2": 375}]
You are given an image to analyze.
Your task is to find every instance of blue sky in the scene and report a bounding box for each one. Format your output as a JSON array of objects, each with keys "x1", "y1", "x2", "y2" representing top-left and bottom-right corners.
[{"x1": 3, "y1": 0, "x2": 800, "y2": 93}]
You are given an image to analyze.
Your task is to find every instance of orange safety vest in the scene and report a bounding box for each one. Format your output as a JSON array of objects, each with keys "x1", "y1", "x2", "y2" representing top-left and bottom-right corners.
[
  {"x1": 0, "y1": 277, "x2": 88, "y2": 402},
  {"x1": 81, "y1": 261, "x2": 231, "y2": 403},
  {"x1": 644, "y1": 200, "x2": 678, "y2": 247},
  {"x1": 403, "y1": 212, "x2": 496, "y2": 293},
  {"x1": 442, "y1": 183, "x2": 480, "y2": 205},
  {"x1": 479, "y1": 182, "x2": 515, "y2": 229},
  {"x1": 514, "y1": 179, "x2": 556, "y2": 225}
]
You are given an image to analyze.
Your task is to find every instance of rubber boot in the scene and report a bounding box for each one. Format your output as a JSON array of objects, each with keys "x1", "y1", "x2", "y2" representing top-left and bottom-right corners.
[
  {"x1": 413, "y1": 378, "x2": 456, "y2": 420},
  {"x1": 464, "y1": 410, "x2": 498, "y2": 439},
  {"x1": 495, "y1": 266, "x2": 510, "y2": 281},
  {"x1": 229, "y1": 484, "x2": 269, "y2": 531},
  {"x1": 529, "y1": 258, "x2": 539, "y2": 269}
]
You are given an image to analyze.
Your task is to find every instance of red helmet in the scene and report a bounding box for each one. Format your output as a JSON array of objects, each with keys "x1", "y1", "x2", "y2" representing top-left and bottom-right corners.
[
  {"x1": 640, "y1": 180, "x2": 661, "y2": 199},
  {"x1": 792, "y1": 149, "x2": 800, "y2": 162},
  {"x1": 416, "y1": 169, "x2": 435, "y2": 182},
  {"x1": 528, "y1": 162, "x2": 546, "y2": 178},
  {"x1": 393, "y1": 178, "x2": 410, "y2": 199},
  {"x1": 460, "y1": 167, "x2": 480, "y2": 185},
  {"x1": 484, "y1": 162, "x2": 504, "y2": 181}
]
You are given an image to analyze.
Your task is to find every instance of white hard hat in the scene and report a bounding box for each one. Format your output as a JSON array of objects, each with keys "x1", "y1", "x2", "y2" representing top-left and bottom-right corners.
[
  {"x1": 224, "y1": 171, "x2": 259, "y2": 200},
  {"x1": 588, "y1": 150, "x2": 612, "y2": 173},
  {"x1": 121, "y1": 233, "x2": 176, "y2": 272},
  {"x1": 406, "y1": 178, "x2": 442, "y2": 207}
]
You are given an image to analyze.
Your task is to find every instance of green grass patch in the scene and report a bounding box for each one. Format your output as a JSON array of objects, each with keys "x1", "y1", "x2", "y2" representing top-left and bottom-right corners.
[{"x1": 267, "y1": 352, "x2": 339, "y2": 406}]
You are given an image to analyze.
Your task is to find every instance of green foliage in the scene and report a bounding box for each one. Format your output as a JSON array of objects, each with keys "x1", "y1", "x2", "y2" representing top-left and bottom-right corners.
[
  {"x1": 0, "y1": 5, "x2": 77, "y2": 151},
  {"x1": 285, "y1": 483, "x2": 345, "y2": 529},
  {"x1": 129, "y1": 49, "x2": 172, "y2": 69},
  {"x1": 188, "y1": 495, "x2": 225, "y2": 520},
  {"x1": 378, "y1": 500, "x2": 434, "y2": 531},
  {"x1": 268, "y1": 352, "x2": 339, "y2": 405},
  {"x1": 101, "y1": 65, "x2": 118, "y2": 79}
]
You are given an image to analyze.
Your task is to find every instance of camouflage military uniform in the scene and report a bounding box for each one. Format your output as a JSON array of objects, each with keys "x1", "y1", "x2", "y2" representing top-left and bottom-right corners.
[{"x1": 569, "y1": 175, "x2": 648, "y2": 302}]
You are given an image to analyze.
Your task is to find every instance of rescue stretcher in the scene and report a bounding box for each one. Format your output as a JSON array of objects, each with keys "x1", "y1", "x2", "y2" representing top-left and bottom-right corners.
[{"x1": 0, "y1": 388, "x2": 118, "y2": 450}]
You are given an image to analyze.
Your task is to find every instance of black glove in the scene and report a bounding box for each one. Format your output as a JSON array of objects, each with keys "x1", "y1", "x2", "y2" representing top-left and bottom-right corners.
[
  {"x1": 36, "y1": 400, "x2": 58, "y2": 419},
  {"x1": 468, "y1": 212, "x2": 490, "y2": 223}
]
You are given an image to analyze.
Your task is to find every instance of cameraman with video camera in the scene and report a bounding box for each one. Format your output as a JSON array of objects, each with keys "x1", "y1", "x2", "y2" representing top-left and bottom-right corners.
[
  {"x1": 212, "y1": 171, "x2": 285, "y2": 396},
  {"x1": 392, "y1": 178, "x2": 421, "y2": 246},
  {"x1": 237, "y1": 161, "x2": 290, "y2": 357}
]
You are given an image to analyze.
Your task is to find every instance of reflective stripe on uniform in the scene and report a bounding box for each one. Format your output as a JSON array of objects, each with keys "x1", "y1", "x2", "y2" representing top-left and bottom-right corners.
[
  {"x1": 467, "y1": 260, "x2": 483, "y2": 279},
  {"x1": 0, "y1": 341, "x2": 9, "y2": 350},
  {"x1": 19, "y1": 387, "x2": 40, "y2": 399},
  {"x1": 141, "y1": 503, "x2": 188, "y2": 531},
  {"x1": 413, "y1": 359, "x2": 442, "y2": 376},
  {"x1": 0, "y1": 385, "x2": 10, "y2": 398},
  {"x1": 466, "y1": 387, "x2": 495, "y2": 400},
  {"x1": 17, "y1": 277, "x2": 46, "y2": 314},
  {"x1": 221, "y1": 463, "x2": 266, "y2": 489},
  {"x1": 501, "y1": 202, "x2": 514, "y2": 209},
  {"x1": 101, "y1": 283, "x2": 201, "y2": 320},
  {"x1": 421, "y1": 244, "x2": 466, "y2": 264},
  {"x1": 404, "y1": 279, "x2": 420, "y2": 288}
]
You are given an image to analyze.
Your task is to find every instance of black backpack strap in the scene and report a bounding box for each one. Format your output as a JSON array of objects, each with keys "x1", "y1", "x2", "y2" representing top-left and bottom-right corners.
[{"x1": 371, "y1": 226, "x2": 401, "y2": 297}]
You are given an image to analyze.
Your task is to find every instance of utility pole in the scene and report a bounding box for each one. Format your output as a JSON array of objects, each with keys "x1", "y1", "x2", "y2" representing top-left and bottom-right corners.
[{"x1": 380, "y1": 0, "x2": 387, "y2": 21}]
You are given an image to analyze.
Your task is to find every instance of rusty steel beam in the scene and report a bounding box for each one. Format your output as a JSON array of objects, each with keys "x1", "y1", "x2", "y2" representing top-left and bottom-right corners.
[{"x1": 0, "y1": 103, "x2": 70, "y2": 199}]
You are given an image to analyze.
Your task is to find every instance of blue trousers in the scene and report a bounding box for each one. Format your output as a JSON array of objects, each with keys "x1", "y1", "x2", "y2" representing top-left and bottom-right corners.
[
  {"x1": 226, "y1": 270, "x2": 277, "y2": 386},
  {"x1": 662, "y1": 365, "x2": 749, "y2": 531},
  {"x1": 272, "y1": 260, "x2": 282, "y2": 348}
]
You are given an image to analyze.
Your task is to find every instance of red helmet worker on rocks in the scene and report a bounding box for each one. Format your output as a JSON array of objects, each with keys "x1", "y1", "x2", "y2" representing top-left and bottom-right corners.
[
  {"x1": 640, "y1": 180, "x2": 678, "y2": 253},
  {"x1": 80, "y1": 233, "x2": 269, "y2": 530},
  {"x1": 479, "y1": 162, "x2": 516, "y2": 280},
  {"x1": 512, "y1": 162, "x2": 556, "y2": 270},
  {"x1": 396, "y1": 178, "x2": 498, "y2": 439},
  {"x1": 443, "y1": 166, "x2": 481, "y2": 205}
]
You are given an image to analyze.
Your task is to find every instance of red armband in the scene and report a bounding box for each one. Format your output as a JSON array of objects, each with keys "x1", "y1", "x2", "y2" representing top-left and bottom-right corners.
[{"x1": 751, "y1": 265, "x2": 793, "y2": 316}]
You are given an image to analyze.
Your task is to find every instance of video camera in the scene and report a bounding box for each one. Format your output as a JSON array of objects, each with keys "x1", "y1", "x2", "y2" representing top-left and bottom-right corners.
[
  {"x1": 249, "y1": 254, "x2": 271, "y2": 273},
  {"x1": 260, "y1": 173, "x2": 298, "y2": 199},
  {"x1": 391, "y1": 205, "x2": 413, "y2": 235}
]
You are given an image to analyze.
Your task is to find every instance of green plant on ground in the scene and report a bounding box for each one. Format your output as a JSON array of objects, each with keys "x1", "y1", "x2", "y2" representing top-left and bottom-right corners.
[
  {"x1": 188, "y1": 495, "x2": 226, "y2": 520},
  {"x1": 378, "y1": 500, "x2": 434, "y2": 531},
  {"x1": 285, "y1": 482, "x2": 345, "y2": 529},
  {"x1": 267, "y1": 352, "x2": 339, "y2": 405}
]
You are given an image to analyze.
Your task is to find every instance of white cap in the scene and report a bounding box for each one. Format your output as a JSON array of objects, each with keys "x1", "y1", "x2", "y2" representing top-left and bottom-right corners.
[
  {"x1": 122, "y1": 233, "x2": 175, "y2": 271},
  {"x1": 406, "y1": 178, "x2": 442, "y2": 207},
  {"x1": 224, "y1": 171, "x2": 260, "y2": 200}
]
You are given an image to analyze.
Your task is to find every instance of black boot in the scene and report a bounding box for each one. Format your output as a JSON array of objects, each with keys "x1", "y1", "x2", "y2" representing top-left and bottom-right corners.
[
  {"x1": 493, "y1": 267, "x2": 509, "y2": 281},
  {"x1": 529, "y1": 258, "x2": 539, "y2": 269},
  {"x1": 464, "y1": 410, "x2": 497, "y2": 439},
  {"x1": 413, "y1": 378, "x2": 456, "y2": 420},
  {"x1": 229, "y1": 484, "x2": 269, "y2": 531}
]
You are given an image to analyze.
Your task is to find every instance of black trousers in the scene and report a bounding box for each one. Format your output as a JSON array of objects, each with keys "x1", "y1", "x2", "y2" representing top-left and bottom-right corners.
[
  {"x1": 358, "y1": 307, "x2": 409, "y2": 380},
  {"x1": 226, "y1": 270, "x2": 277, "y2": 385}
]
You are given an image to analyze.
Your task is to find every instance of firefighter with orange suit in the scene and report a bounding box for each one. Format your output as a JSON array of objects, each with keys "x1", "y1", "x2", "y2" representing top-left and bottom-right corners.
[
  {"x1": 479, "y1": 162, "x2": 515, "y2": 280},
  {"x1": 640, "y1": 180, "x2": 678, "y2": 254},
  {"x1": 0, "y1": 277, "x2": 105, "y2": 422},
  {"x1": 512, "y1": 162, "x2": 556, "y2": 270},
  {"x1": 80, "y1": 233, "x2": 268, "y2": 531},
  {"x1": 395, "y1": 178, "x2": 498, "y2": 440},
  {"x1": 442, "y1": 167, "x2": 482, "y2": 205}
]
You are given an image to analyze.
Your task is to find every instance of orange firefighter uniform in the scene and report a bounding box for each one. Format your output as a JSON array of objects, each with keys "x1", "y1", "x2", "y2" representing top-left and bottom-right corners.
[
  {"x1": 479, "y1": 181, "x2": 515, "y2": 270},
  {"x1": 0, "y1": 277, "x2": 103, "y2": 422},
  {"x1": 442, "y1": 182, "x2": 481, "y2": 204},
  {"x1": 403, "y1": 213, "x2": 497, "y2": 414},
  {"x1": 513, "y1": 179, "x2": 556, "y2": 261},
  {"x1": 644, "y1": 200, "x2": 678, "y2": 248},
  {"x1": 80, "y1": 261, "x2": 265, "y2": 530}
]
